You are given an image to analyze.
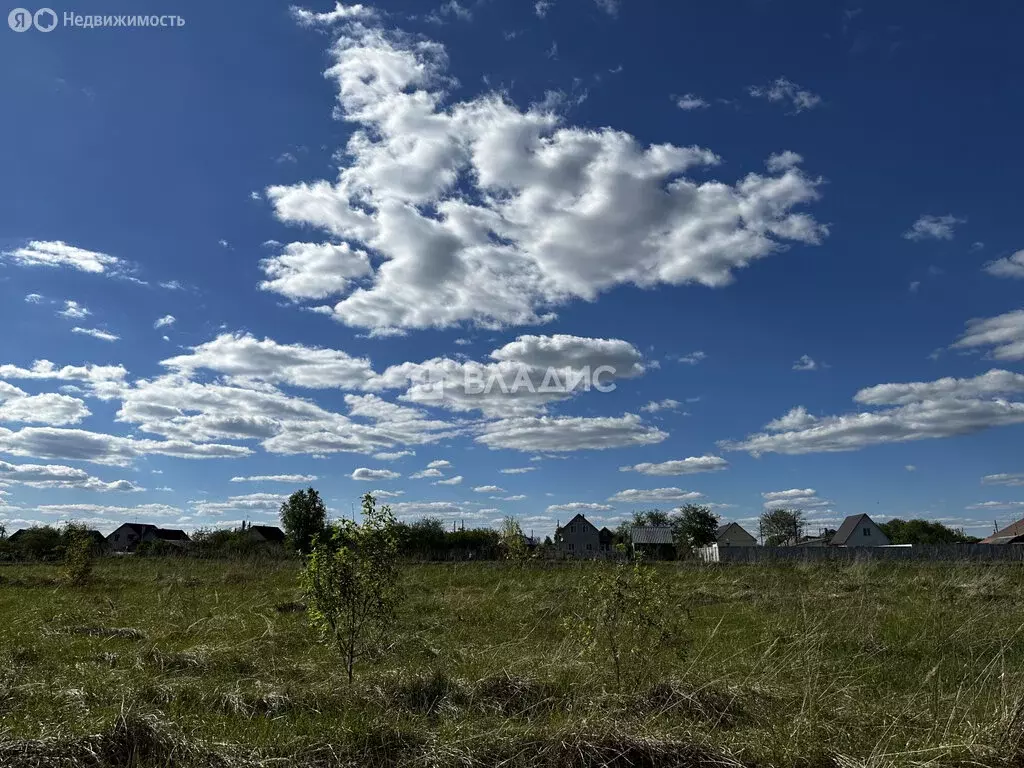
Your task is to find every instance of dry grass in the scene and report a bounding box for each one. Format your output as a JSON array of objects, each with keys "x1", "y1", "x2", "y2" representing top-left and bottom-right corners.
[{"x1": 1, "y1": 557, "x2": 1024, "y2": 766}]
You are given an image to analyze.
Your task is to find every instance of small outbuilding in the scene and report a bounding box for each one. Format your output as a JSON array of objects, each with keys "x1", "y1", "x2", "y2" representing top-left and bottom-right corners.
[{"x1": 630, "y1": 525, "x2": 675, "y2": 559}]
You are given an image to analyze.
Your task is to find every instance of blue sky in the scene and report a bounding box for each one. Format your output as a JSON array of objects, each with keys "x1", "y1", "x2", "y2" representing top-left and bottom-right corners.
[{"x1": 2, "y1": 0, "x2": 1023, "y2": 538}]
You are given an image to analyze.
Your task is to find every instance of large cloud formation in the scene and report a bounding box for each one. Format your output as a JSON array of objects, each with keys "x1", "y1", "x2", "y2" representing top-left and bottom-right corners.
[
  {"x1": 721, "y1": 369, "x2": 1024, "y2": 455},
  {"x1": 260, "y1": 9, "x2": 827, "y2": 331}
]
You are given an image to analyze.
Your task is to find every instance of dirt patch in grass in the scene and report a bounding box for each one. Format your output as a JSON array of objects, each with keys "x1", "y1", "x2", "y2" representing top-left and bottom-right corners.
[
  {"x1": 382, "y1": 669, "x2": 469, "y2": 715},
  {"x1": 640, "y1": 681, "x2": 766, "y2": 729},
  {"x1": 471, "y1": 673, "x2": 568, "y2": 716}
]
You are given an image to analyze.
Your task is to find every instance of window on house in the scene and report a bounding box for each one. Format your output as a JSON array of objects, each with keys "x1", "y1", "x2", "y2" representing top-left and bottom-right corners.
[
  {"x1": 114, "y1": 533, "x2": 119, "y2": 541},
  {"x1": 586, "y1": 543, "x2": 592, "y2": 550},
  {"x1": 863, "y1": 527, "x2": 870, "y2": 536}
]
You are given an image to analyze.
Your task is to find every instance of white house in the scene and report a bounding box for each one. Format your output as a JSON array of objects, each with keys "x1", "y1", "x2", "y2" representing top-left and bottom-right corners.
[
  {"x1": 830, "y1": 514, "x2": 890, "y2": 547},
  {"x1": 554, "y1": 514, "x2": 602, "y2": 557}
]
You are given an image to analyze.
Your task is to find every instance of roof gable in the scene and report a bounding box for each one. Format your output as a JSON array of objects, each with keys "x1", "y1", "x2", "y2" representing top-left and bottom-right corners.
[
  {"x1": 631, "y1": 525, "x2": 674, "y2": 545},
  {"x1": 716, "y1": 522, "x2": 755, "y2": 542},
  {"x1": 153, "y1": 528, "x2": 190, "y2": 542},
  {"x1": 111, "y1": 523, "x2": 157, "y2": 538},
  {"x1": 563, "y1": 514, "x2": 598, "y2": 532},
  {"x1": 831, "y1": 514, "x2": 888, "y2": 545},
  {"x1": 249, "y1": 525, "x2": 286, "y2": 542}
]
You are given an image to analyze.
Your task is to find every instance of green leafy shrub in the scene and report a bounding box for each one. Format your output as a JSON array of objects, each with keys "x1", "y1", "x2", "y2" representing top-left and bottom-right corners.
[{"x1": 302, "y1": 493, "x2": 404, "y2": 683}]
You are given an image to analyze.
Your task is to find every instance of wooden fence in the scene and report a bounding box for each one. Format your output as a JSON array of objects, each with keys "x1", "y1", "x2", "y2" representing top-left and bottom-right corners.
[{"x1": 702, "y1": 543, "x2": 1024, "y2": 564}]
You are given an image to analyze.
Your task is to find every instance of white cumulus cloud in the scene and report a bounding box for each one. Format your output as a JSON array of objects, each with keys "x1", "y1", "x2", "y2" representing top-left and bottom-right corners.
[
  {"x1": 351, "y1": 467, "x2": 401, "y2": 480},
  {"x1": 608, "y1": 487, "x2": 704, "y2": 503},
  {"x1": 1, "y1": 240, "x2": 125, "y2": 274},
  {"x1": 984, "y1": 250, "x2": 1024, "y2": 279},
  {"x1": 903, "y1": 214, "x2": 964, "y2": 242},
  {"x1": 263, "y1": 16, "x2": 827, "y2": 331},
  {"x1": 619, "y1": 456, "x2": 728, "y2": 476},
  {"x1": 72, "y1": 327, "x2": 119, "y2": 342}
]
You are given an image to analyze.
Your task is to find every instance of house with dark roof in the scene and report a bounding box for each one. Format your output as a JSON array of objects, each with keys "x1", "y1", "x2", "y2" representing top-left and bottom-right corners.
[
  {"x1": 715, "y1": 522, "x2": 756, "y2": 547},
  {"x1": 107, "y1": 523, "x2": 157, "y2": 553},
  {"x1": 981, "y1": 517, "x2": 1024, "y2": 545},
  {"x1": 830, "y1": 514, "x2": 890, "y2": 547},
  {"x1": 107, "y1": 523, "x2": 191, "y2": 553},
  {"x1": 244, "y1": 524, "x2": 287, "y2": 546},
  {"x1": 153, "y1": 529, "x2": 190, "y2": 545},
  {"x1": 6, "y1": 529, "x2": 28, "y2": 545}
]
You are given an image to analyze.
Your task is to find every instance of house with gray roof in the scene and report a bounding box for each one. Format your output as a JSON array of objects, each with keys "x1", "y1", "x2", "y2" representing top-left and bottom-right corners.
[
  {"x1": 830, "y1": 514, "x2": 890, "y2": 547},
  {"x1": 554, "y1": 514, "x2": 602, "y2": 558}
]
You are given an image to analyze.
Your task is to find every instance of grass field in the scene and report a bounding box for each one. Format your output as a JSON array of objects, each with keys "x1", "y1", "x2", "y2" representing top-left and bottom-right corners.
[{"x1": 2, "y1": 556, "x2": 1024, "y2": 767}]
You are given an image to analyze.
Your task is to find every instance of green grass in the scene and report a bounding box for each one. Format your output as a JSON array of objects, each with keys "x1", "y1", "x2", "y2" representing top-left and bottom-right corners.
[{"x1": 2, "y1": 557, "x2": 1024, "y2": 766}]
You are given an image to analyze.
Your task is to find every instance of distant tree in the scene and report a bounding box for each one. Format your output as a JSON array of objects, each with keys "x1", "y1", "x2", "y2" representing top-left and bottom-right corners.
[
  {"x1": 0, "y1": 524, "x2": 6, "y2": 540},
  {"x1": 879, "y1": 518, "x2": 979, "y2": 545},
  {"x1": 632, "y1": 509, "x2": 670, "y2": 527},
  {"x1": 542, "y1": 535, "x2": 553, "y2": 547},
  {"x1": 280, "y1": 487, "x2": 327, "y2": 554},
  {"x1": 13, "y1": 526, "x2": 63, "y2": 560},
  {"x1": 400, "y1": 516, "x2": 447, "y2": 557},
  {"x1": 302, "y1": 493, "x2": 403, "y2": 683},
  {"x1": 448, "y1": 527, "x2": 500, "y2": 559},
  {"x1": 613, "y1": 520, "x2": 632, "y2": 545},
  {"x1": 499, "y1": 516, "x2": 528, "y2": 563},
  {"x1": 189, "y1": 527, "x2": 273, "y2": 558},
  {"x1": 671, "y1": 504, "x2": 720, "y2": 549},
  {"x1": 760, "y1": 508, "x2": 806, "y2": 546}
]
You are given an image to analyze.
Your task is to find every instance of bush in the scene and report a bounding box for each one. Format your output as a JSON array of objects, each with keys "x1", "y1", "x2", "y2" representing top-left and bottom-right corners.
[
  {"x1": 61, "y1": 525, "x2": 95, "y2": 586},
  {"x1": 302, "y1": 493, "x2": 404, "y2": 683},
  {"x1": 568, "y1": 557, "x2": 686, "y2": 689}
]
